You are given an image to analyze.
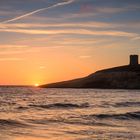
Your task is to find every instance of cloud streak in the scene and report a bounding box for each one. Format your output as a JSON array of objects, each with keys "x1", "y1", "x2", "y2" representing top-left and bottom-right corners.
[
  {"x1": 0, "y1": 21, "x2": 118, "y2": 29},
  {"x1": 1, "y1": 0, "x2": 75, "y2": 23},
  {"x1": 0, "y1": 28, "x2": 138, "y2": 38},
  {"x1": 0, "y1": 58, "x2": 24, "y2": 61}
]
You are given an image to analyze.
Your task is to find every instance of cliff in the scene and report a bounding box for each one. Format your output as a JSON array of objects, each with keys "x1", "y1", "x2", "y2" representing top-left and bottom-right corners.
[{"x1": 40, "y1": 64, "x2": 140, "y2": 89}]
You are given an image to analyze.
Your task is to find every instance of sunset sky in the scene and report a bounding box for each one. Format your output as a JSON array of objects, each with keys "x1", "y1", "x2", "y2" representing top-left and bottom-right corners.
[{"x1": 0, "y1": 0, "x2": 140, "y2": 85}]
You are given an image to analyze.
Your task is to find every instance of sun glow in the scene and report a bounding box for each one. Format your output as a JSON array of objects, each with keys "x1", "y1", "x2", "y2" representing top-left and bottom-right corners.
[{"x1": 34, "y1": 83, "x2": 39, "y2": 87}]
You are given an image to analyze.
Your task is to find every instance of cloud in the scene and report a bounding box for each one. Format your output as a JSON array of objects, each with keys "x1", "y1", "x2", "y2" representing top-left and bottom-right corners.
[
  {"x1": 64, "y1": 3, "x2": 140, "y2": 19},
  {"x1": 39, "y1": 66, "x2": 46, "y2": 69},
  {"x1": 0, "y1": 17, "x2": 139, "y2": 39},
  {"x1": 0, "y1": 21, "x2": 118, "y2": 29},
  {"x1": 12, "y1": 34, "x2": 106, "y2": 48},
  {"x1": 0, "y1": 45, "x2": 28, "y2": 49},
  {"x1": 131, "y1": 36, "x2": 140, "y2": 41},
  {"x1": 0, "y1": 28, "x2": 138, "y2": 38},
  {"x1": 0, "y1": 58, "x2": 24, "y2": 61},
  {"x1": 94, "y1": 6, "x2": 140, "y2": 14},
  {"x1": 1, "y1": 0, "x2": 75, "y2": 23},
  {"x1": 79, "y1": 55, "x2": 92, "y2": 59},
  {"x1": 0, "y1": 44, "x2": 40, "y2": 55}
]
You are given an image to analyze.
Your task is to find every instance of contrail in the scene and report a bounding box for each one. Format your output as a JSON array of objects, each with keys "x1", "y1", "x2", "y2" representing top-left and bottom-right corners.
[{"x1": 1, "y1": 0, "x2": 75, "y2": 24}]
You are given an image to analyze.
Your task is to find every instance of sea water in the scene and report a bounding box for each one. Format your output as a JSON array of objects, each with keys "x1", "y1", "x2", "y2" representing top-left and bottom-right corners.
[{"x1": 0, "y1": 87, "x2": 139, "y2": 140}]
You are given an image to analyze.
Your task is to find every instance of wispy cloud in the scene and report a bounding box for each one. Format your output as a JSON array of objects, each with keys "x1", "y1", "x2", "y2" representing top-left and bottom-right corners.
[
  {"x1": 0, "y1": 58, "x2": 24, "y2": 61},
  {"x1": 0, "y1": 45, "x2": 28, "y2": 49},
  {"x1": 131, "y1": 36, "x2": 140, "y2": 41},
  {"x1": 0, "y1": 44, "x2": 39, "y2": 54},
  {"x1": 1, "y1": 0, "x2": 75, "y2": 23},
  {"x1": 0, "y1": 28, "x2": 138, "y2": 38},
  {"x1": 95, "y1": 6, "x2": 140, "y2": 14},
  {"x1": 79, "y1": 55, "x2": 92, "y2": 59},
  {"x1": 39, "y1": 66, "x2": 46, "y2": 69},
  {"x1": 0, "y1": 21, "x2": 118, "y2": 29}
]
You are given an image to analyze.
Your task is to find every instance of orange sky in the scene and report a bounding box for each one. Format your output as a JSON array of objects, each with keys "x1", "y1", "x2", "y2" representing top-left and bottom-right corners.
[{"x1": 0, "y1": 0, "x2": 140, "y2": 85}]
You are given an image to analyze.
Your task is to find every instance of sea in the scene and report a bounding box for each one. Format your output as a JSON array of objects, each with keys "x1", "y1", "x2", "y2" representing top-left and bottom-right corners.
[{"x1": 0, "y1": 87, "x2": 140, "y2": 140}]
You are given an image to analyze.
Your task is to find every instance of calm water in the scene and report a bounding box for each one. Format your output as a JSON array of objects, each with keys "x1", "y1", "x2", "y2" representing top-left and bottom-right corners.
[{"x1": 0, "y1": 87, "x2": 140, "y2": 140}]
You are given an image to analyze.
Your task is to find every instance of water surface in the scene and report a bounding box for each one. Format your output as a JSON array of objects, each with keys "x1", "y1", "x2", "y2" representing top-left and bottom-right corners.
[{"x1": 0, "y1": 87, "x2": 140, "y2": 140}]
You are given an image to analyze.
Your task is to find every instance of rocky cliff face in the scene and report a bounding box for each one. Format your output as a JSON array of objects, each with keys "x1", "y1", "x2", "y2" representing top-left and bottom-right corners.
[
  {"x1": 41, "y1": 65, "x2": 140, "y2": 89},
  {"x1": 82, "y1": 71, "x2": 140, "y2": 89}
]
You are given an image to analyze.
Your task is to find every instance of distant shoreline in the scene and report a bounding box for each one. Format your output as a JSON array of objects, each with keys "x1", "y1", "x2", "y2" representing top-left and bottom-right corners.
[{"x1": 40, "y1": 64, "x2": 140, "y2": 89}]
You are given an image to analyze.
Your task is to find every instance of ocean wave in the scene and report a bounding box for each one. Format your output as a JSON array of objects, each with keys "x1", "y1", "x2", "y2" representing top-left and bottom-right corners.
[
  {"x1": 17, "y1": 106, "x2": 29, "y2": 110},
  {"x1": 114, "y1": 101, "x2": 140, "y2": 107},
  {"x1": 29, "y1": 102, "x2": 89, "y2": 109},
  {"x1": 0, "y1": 119, "x2": 28, "y2": 128},
  {"x1": 83, "y1": 111, "x2": 140, "y2": 120},
  {"x1": 26, "y1": 117, "x2": 117, "y2": 127}
]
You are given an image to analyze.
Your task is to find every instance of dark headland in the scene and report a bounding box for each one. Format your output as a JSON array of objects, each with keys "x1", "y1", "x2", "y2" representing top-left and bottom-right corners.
[{"x1": 41, "y1": 55, "x2": 140, "y2": 89}]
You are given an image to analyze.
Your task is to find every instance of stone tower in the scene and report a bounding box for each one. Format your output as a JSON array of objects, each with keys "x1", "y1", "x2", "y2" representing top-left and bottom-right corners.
[{"x1": 130, "y1": 55, "x2": 139, "y2": 65}]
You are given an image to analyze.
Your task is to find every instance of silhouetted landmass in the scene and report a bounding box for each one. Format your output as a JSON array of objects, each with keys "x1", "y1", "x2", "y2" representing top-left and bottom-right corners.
[
  {"x1": 40, "y1": 55, "x2": 140, "y2": 89},
  {"x1": 40, "y1": 65, "x2": 140, "y2": 89}
]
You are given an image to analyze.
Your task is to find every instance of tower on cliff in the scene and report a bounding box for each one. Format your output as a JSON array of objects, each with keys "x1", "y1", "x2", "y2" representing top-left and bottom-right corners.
[{"x1": 130, "y1": 55, "x2": 139, "y2": 65}]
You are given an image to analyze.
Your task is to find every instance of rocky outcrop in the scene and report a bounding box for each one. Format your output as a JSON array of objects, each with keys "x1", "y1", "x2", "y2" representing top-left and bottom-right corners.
[{"x1": 40, "y1": 65, "x2": 140, "y2": 89}]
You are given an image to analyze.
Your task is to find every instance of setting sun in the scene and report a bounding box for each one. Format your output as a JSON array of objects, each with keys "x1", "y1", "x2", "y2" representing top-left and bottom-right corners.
[{"x1": 34, "y1": 83, "x2": 39, "y2": 87}]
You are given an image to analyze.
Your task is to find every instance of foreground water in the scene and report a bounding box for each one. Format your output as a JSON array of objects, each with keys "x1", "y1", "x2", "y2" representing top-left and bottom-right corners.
[{"x1": 0, "y1": 87, "x2": 140, "y2": 140}]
